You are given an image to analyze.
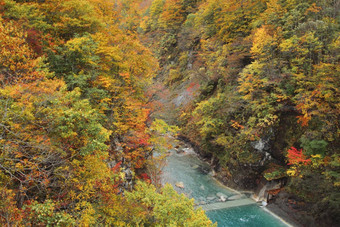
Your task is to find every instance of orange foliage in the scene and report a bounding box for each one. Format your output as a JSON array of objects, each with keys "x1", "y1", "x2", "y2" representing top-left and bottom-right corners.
[
  {"x1": 0, "y1": 18, "x2": 44, "y2": 85},
  {"x1": 287, "y1": 147, "x2": 311, "y2": 166}
]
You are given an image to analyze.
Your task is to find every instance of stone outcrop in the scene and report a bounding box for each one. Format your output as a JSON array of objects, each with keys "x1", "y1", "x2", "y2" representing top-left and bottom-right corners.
[
  {"x1": 175, "y1": 182, "x2": 185, "y2": 189},
  {"x1": 254, "y1": 178, "x2": 285, "y2": 202}
]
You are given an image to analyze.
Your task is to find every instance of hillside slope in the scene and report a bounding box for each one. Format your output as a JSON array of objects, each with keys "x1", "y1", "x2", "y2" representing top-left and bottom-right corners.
[{"x1": 140, "y1": 0, "x2": 340, "y2": 226}]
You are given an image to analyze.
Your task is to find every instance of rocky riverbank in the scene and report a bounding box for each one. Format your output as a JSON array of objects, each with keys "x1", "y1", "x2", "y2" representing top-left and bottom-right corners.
[{"x1": 174, "y1": 136, "x2": 316, "y2": 227}]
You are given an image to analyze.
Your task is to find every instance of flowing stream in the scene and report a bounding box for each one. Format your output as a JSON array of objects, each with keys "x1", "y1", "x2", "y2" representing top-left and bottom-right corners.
[{"x1": 161, "y1": 144, "x2": 291, "y2": 227}]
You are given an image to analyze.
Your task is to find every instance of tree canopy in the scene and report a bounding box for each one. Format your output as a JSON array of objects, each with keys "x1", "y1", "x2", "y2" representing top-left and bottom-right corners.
[{"x1": 0, "y1": 0, "x2": 214, "y2": 225}]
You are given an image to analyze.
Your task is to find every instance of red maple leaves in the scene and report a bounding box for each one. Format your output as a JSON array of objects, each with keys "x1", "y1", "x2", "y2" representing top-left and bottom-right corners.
[{"x1": 287, "y1": 147, "x2": 311, "y2": 166}]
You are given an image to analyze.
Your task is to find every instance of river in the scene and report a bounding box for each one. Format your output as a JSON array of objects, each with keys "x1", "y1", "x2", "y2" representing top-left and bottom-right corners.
[{"x1": 161, "y1": 144, "x2": 291, "y2": 227}]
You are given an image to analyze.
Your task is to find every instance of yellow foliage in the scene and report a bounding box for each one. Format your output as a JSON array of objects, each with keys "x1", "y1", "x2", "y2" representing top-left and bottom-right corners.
[{"x1": 287, "y1": 167, "x2": 298, "y2": 177}]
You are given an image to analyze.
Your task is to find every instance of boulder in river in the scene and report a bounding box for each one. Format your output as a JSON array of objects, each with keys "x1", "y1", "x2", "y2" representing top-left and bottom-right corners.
[
  {"x1": 199, "y1": 196, "x2": 205, "y2": 200},
  {"x1": 200, "y1": 185, "x2": 205, "y2": 190},
  {"x1": 207, "y1": 196, "x2": 216, "y2": 201},
  {"x1": 199, "y1": 201, "x2": 207, "y2": 205},
  {"x1": 192, "y1": 165, "x2": 199, "y2": 169},
  {"x1": 228, "y1": 194, "x2": 243, "y2": 200},
  {"x1": 216, "y1": 192, "x2": 228, "y2": 199},
  {"x1": 175, "y1": 182, "x2": 185, "y2": 189},
  {"x1": 219, "y1": 196, "x2": 227, "y2": 202}
]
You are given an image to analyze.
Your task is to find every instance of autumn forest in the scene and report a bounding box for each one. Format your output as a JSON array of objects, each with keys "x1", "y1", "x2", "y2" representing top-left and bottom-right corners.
[{"x1": 0, "y1": 0, "x2": 339, "y2": 226}]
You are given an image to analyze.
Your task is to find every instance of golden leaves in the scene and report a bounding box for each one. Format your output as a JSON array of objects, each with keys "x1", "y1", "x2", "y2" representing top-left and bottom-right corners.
[{"x1": 0, "y1": 17, "x2": 44, "y2": 85}]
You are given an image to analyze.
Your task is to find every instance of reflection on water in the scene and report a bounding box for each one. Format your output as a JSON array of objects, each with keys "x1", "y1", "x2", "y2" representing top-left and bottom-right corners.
[{"x1": 161, "y1": 150, "x2": 289, "y2": 227}]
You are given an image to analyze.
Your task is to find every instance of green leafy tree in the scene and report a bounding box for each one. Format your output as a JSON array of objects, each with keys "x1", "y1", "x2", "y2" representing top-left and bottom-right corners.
[{"x1": 126, "y1": 181, "x2": 216, "y2": 226}]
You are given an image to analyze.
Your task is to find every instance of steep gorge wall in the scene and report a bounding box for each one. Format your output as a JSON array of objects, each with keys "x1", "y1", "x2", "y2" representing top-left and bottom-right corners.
[{"x1": 141, "y1": 0, "x2": 340, "y2": 226}]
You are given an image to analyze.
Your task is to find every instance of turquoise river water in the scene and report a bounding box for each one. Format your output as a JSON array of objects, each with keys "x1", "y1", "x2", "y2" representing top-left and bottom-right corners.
[{"x1": 161, "y1": 148, "x2": 291, "y2": 227}]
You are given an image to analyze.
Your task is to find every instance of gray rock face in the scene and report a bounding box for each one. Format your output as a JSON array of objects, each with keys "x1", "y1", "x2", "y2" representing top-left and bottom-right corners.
[
  {"x1": 113, "y1": 138, "x2": 123, "y2": 152},
  {"x1": 249, "y1": 130, "x2": 275, "y2": 166},
  {"x1": 124, "y1": 168, "x2": 132, "y2": 179},
  {"x1": 254, "y1": 138, "x2": 265, "y2": 151},
  {"x1": 107, "y1": 160, "x2": 117, "y2": 169},
  {"x1": 254, "y1": 178, "x2": 285, "y2": 202},
  {"x1": 250, "y1": 129, "x2": 273, "y2": 153}
]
